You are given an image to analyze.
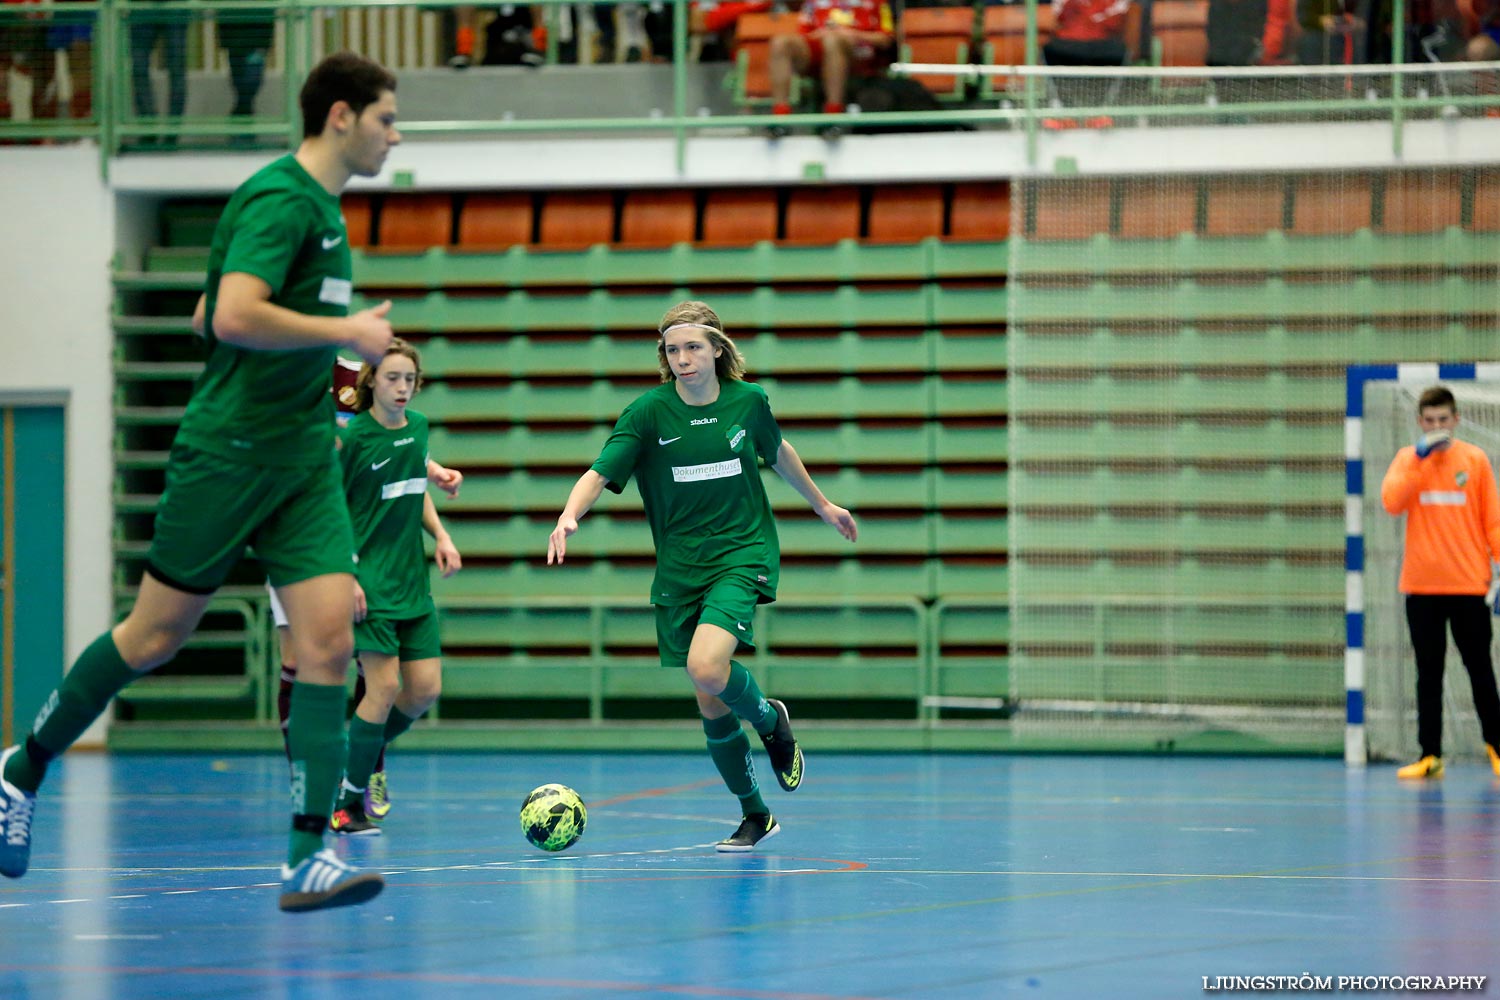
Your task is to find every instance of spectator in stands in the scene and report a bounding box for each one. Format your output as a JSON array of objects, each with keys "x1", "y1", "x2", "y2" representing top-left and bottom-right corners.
[
  {"x1": 1206, "y1": 0, "x2": 1291, "y2": 104},
  {"x1": 482, "y1": 4, "x2": 547, "y2": 65},
  {"x1": 692, "y1": 0, "x2": 770, "y2": 61},
  {"x1": 1295, "y1": 0, "x2": 1366, "y2": 64},
  {"x1": 1466, "y1": 0, "x2": 1500, "y2": 59},
  {"x1": 767, "y1": 0, "x2": 896, "y2": 138},
  {"x1": 1041, "y1": 0, "x2": 1133, "y2": 128},
  {"x1": 1207, "y1": 0, "x2": 1293, "y2": 66},
  {"x1": 0, "y1": 0, "x2": 46, "y2": 122},
  {"x1": 1379, "y1": 385, "x2": 1500, "y2": 782},
  {"x1": 129, "y1": 0, "x2": 189, "y2": 143},
  {"x1": 35, "y1": 0, "x2": 92, "y2": 119},
  {"x1": 219, "y1": 6, "x2": 275, "y2": 133}
]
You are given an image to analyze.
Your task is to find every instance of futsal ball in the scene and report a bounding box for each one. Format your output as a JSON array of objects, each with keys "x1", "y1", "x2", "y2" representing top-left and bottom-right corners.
[{"x1": 520, "y1": 783, "x2": 587, "y2": 852}]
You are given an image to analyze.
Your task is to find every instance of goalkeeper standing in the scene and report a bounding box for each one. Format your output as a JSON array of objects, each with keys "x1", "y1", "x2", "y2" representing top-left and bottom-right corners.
[{"x1": 1380, "y1": 385, "x2": 1500, "y2": 780}]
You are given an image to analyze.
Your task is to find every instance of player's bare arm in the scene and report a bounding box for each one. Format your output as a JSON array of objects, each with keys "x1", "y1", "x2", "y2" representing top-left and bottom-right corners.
[
  {"x1": 547, "y1": 469, "x2": 609, "y2": 564},
  {"x1": 427, "y1": 458, "x2": 462, "y2": 499},
  {"x1": 772, "y1": 439, "x2": 858, "y2": 542},
  {"x1": 212, "y1": 271, "x2": 394, "y2": 365},
  {"x1": 423, "y1": 491, "x2": 462, "y2": 577},
  {"x1": 191, "y1": 295, "x2": 207, "y2": 337}
]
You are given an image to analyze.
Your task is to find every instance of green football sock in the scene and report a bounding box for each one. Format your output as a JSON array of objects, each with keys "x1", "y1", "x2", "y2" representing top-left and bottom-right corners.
[
  {"x1": 286, "y1": 682, "x2": 347, "y2": 867},
  {"x1": 703, "y1": 712, "x2": 768, "y2": 817},
  {"x1": 718, "y1": 661, "x2": 776, "y2": 735},
  {"x1": 383, "y1": 706, "x2": 417, "y2": 744},
  {"x1": 340, "y1": 716, "x2": 387, "y2": 808},
  {"x1": 5, "y1": 632, "x2": 139, "y2": 793}
]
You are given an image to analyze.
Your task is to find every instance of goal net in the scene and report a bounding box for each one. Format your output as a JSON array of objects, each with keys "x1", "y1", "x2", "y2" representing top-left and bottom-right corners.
[{"x1": 1361, "y1": 377, "x2": 1500, "y2": 763}]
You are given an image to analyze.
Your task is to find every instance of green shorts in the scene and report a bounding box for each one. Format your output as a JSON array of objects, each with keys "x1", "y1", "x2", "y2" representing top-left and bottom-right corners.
[
  {"x1": 146, "y1": 445, "x2": 355, "y2": 594},
  {"x1": 354, "y1": 608, "x2": 442, "y2": 662},
  {"x1": 655, "y1": 574, "x2": 767, "y2": 668}
]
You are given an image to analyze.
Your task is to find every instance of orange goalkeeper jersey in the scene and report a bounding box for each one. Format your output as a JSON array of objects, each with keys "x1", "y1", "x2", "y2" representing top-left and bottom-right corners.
[{"x1": 1381, "y1": 437, "x2": 1500, "y2": 595}]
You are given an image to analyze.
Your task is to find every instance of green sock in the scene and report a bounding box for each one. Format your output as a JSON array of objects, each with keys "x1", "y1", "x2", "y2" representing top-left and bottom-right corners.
[
  {"x1": 286, "y1": 682, "x2": 347, "y2": 867},
  {"x1": 340, "y1": 716, "x2": 387, "y2": 808},
  {"x1": 703, "y1": 712, "x2": 767, "y2": 817},
  {"x1": 5, "y1": 632, "x2": 139, "y2": 793},
  {"x1": 383, "y1": 706, "x2": 417, "y2": 744},
  {"x1": 718, "y1": 661, "x2": 775, "y2": 735}
]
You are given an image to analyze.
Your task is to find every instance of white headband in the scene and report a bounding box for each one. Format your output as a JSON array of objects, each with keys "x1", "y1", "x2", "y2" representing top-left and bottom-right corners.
[{"x1": 660, "y1": 322, "x2": 719, "y2": 336}]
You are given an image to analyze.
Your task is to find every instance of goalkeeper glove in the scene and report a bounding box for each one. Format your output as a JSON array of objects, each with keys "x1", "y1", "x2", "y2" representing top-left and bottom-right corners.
[{"x1": 1415, "y1": 429, "x2": 1451, "y2": 458}]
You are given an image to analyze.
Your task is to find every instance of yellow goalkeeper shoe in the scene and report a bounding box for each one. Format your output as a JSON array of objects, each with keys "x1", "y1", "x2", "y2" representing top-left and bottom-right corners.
[{"x1": 1396, "y1": 755, "x2": 1444, "y2": 780}]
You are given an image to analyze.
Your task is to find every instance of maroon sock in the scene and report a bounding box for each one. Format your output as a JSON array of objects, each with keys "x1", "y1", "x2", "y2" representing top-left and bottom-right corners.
[{"x1": 276, "y1": 665, "x2": 295, "y2": 761}]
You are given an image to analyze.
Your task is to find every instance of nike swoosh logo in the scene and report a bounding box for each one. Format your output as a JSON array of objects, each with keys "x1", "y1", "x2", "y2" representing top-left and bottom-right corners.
[
  {"x1": 371, "y1": 458, "x2": 391, "y2": 471},
  {"x1": 322, "y1": 235, "x2": 343, "y2": 250},
  {"x1": 658, "y1": 436, "x2": 682, "y2": 446}
]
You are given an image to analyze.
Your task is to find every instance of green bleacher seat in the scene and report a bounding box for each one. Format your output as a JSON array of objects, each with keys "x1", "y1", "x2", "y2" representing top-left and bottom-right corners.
[{"x1": 1009, "y1": 417, "x2": 1338, "y2": 462}]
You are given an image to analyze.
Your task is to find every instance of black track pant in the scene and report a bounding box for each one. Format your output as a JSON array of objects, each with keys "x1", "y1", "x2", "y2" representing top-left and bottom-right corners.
[{"x1": 1405, "y1": 594, "x2": 1500, "y2": 757}]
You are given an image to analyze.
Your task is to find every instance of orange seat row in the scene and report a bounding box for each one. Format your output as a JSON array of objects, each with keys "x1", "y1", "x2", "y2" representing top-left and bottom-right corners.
[{"x1": 342, "y1": 183, "x2": 1012, "y2": 251}]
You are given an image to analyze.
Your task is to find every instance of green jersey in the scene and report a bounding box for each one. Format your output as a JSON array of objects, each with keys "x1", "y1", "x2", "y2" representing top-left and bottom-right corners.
[
  {"x1": 178, "y1": 155, "x2": 353, "y2": 466},
  {"x1": 339, "y1": 409, "x2": 434, "y2": 618},
  {"x1": 592, "y1": 379, "x2": 784, "y2": 606}
]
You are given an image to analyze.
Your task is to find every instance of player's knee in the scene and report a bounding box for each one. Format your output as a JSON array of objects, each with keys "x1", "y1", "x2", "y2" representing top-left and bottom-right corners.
[
  {"x1": 123, "y1": 624, "x2": 192, "y2": 671},
  {"x1": 361, "y1": 669, "x2": 402, "y2": 709},
  {"x1": 684, "y1": 654, "x2": 729, "y2": 694},
  {"x1": 406, "y1": 674, "x2": 441, "y2": 710}
]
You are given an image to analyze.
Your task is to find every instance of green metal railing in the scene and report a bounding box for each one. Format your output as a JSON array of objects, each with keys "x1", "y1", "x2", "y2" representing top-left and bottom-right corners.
[{"x1": 4, "y1": 1, "x2": 1494, "y2": 173}]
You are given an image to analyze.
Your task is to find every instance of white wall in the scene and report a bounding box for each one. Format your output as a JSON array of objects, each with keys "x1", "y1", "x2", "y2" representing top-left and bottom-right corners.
[{"x1": 1, "y1": 143, "x2": 115, "y2": 742}]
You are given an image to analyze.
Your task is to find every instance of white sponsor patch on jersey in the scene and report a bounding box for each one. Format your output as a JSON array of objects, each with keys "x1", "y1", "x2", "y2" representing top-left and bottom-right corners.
[
  {"x1": 380, "y1": 477, "x2": 429, "y2": 500},
  {"x1": 1419, "y1": 490, "x2": 1467, "y2": 506},
  {"x1": 319, "y1": 277, "x2": 352, "y2": 306},
  {"x1": 672, "y1": 460, "x2": 742, "y2": 483}
]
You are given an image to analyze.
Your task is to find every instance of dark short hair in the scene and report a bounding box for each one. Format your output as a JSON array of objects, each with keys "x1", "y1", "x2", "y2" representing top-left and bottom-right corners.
[
  {"x1": 1418, "y1": 386, "x2": 1457, "y2": 413},
  {"x1": 300, "y1": 52, "x2": 397, "y2": 138}
]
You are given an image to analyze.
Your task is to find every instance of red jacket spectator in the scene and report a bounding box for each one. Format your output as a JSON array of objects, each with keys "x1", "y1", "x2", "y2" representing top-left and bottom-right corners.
[
  {"x1": 1052, "y1": 0, "x2": 1132, "y2": 43},
  {"x1": 798, "y1": 0, "x2": 895, "y2": 37}
]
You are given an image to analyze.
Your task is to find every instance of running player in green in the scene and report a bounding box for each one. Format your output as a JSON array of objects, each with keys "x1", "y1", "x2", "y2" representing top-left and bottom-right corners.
[
  {"x1": 329, "y1": 339, "x2": 462, "y2": 835},
  {"x1": 547, "y1": 300, "x2": 858, "y2": 851},
  {"x1": 0, "y1": 51, "x2": 402, "y2": 912}
]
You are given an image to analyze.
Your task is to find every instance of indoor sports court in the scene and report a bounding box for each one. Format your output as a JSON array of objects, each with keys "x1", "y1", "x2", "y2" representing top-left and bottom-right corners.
[
  {"x1": 3, "y1": 750, "x2": 1498, "y2": 998},
  {"x1": 7, "y1": 6, "x2": 1500, "y2": 999}
]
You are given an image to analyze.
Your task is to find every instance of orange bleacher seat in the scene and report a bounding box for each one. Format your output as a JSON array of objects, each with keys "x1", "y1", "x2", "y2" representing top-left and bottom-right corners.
[
  {"x1": 1028, "y1": 179, "x2": 1111, "y2": 241},
  {"x1": 981, "y1": 4, "x2": 1055, "y2": 96},
  {"x1": 949, "y1": 182, "x2": 1011, "y2": 241},
  {"x1": 900, "y1": 7, "x2": 976, "y2": 99},
  {"x1": 867, "y1": 184, "x2": 944, "y2": 243},
  {"x1": 784, "y1": 186, "x2": 861, "y2": 244},
  {"x1": 1153, "y1": 0, "x2": 1210, "y2": 68},
  {"x1": 342, "y1": 193, "x2": 373, "y2": 248},
  {"x1": 734, "y1": 11, "x2": 801, "y2": 105},
  {"x1": 1204, "y1": 177, "x2": 1286, "y2": 237},
  {"x1": 1470, "y1": 169, "x2": 1500, "y2": 232},
  {"x1": 377, "y1": 193, "x2": 453, "y2": 250},
  {"x1": 456, "y1": 193, "x2": 534, "y2": 249},
  {"x1": 1380, "y1": 171, "x2": 1462, "y2": 235},
  {"x1": 619, "y1": 190, "x2": 697, "y2": 247},
  {"x1": 1118, "y1": 178, "x2": 1198, "y2": 239},
  {"x1": 701, "y1": 189, "x2": 779, "y2": 246},
  {"x1": 538, "y1": 191, "x2": 616, "y2": 249},
  {"x1": 1290, "y1": 174, "x2": 1373, "y2": 236}
]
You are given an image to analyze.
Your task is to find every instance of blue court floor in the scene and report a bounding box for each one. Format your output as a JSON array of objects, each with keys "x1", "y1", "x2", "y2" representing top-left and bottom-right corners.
[{"x1": 2, "y1": 751, "x2": 1498, "y2": 999}]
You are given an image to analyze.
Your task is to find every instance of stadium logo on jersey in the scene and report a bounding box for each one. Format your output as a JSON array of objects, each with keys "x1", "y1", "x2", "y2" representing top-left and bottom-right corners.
[
  {"x1": 726, "y1": 425, "x2": 746, "y2": 453},
  {"x1": 690, "y1": 417, "x2": 718, "y2": 426},
  {"x1": 394, "y1": 437, "x2": 415, "y2": 447}
]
